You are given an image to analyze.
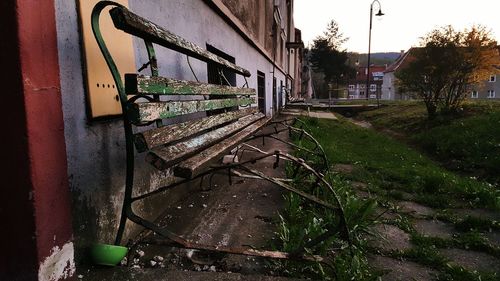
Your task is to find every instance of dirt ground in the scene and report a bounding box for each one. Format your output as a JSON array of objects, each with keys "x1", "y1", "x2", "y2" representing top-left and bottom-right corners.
[{"x1": 78, "y1": 120, "x2": 304, "y2": 280}]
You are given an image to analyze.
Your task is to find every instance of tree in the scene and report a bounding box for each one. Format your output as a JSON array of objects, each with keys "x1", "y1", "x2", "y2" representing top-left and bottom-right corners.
[
  {"x1": 323, "y1": 20, "x2": 349, "y2": 50},
  {"x1": 396, "y1": 25, "x2": 499, "y2": 119},
  {"x1": 310, "y1": 20, "x2": 354, "y2": 98}
]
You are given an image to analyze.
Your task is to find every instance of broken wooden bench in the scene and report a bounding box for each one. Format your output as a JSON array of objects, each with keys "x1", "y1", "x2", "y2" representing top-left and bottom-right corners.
[{"x1": 91, "y1": 1, "x2": 349, "y2": 263}]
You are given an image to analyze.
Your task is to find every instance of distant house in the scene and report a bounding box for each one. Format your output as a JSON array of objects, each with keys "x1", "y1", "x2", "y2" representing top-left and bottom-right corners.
[
  {"x1": 382, "y1": 48, "x2": 500, "y2": 100},
  {"x1": 381, "y1": 49, "x2": 415, "y2": 100},
  {"x1": 469, "y1": 67, "x2": 500, "y2": 100},
  {"x1": 347, "y1": 65, "x2": 386, "y2": 99}
]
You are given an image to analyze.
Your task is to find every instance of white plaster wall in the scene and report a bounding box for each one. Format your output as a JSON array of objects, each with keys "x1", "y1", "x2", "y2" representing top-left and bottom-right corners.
[
  {"x1": 381, "y1": 72, "x2": 395, "y2": 100},
  {"x1": 129, "y1": 0, "x2": 287, "y2": 115}
]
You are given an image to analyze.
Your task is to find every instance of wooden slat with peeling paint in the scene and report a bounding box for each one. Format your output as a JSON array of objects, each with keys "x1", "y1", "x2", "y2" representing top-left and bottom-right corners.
[
  {"x1": 174, "y1": 117, "x2": 272, "y2": 179},
  {"x1": 134, "y1": 107, "x2": 258, "y2": 152},
  {"x1": 125, "y1": 74, "x2": 256, "y2": 96},
  {"x1": 127, "y1": 97, "x2": 254, "y2": 123},
  {"x1": 110, "y1": 7, "x2": 251, "y2": 77},
  {"x1": 146, "y1": 113, "x2": 266, "y2": 170}
]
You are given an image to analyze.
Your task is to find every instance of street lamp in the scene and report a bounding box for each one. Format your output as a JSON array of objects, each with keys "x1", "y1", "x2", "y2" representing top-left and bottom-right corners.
[{"x1": 366, "y1": 0, "x2": 384, "y2": 101}]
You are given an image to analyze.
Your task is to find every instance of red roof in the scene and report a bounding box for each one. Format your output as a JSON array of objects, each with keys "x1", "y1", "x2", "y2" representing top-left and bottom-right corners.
[
  {"x1": 354, "y1": 65, "x2": 386, "y2": 81},
  {"x1": 384, "y1": 48, "x2": 419, "y2": 73}
]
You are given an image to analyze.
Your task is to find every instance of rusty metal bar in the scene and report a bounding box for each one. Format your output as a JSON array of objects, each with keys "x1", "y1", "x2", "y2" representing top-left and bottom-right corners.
[{"x1": 141, "y1": 237, "x2": 326, "y2": 262}]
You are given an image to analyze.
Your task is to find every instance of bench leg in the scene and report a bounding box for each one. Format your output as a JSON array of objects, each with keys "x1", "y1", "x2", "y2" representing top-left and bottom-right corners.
[
  {"x1": 211, "y1": 151, "x2": 351, "y2": 247},
  {"x1": 114, "y1": 118, "x2": 349, "y2": 263},
  {"x1": 115, "y1": 121, "x2": 137, "y2": 246},
  {"x1": 246, "y1": 119, "x2": 330, "y2": 175}
]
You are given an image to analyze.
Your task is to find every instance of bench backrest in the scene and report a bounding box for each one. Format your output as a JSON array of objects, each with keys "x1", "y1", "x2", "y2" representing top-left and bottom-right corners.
[{"x1": 91, "y1": 1, "x2": 260, "y2": 153}]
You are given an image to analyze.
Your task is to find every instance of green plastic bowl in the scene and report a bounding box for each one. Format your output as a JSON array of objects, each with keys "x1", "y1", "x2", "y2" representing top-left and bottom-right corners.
[{"x1": 90, "y1": 243, "x2": 128, "y2": 266}]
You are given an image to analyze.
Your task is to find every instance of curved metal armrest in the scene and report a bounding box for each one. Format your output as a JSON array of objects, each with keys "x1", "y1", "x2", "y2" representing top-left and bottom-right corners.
[{"x1": 91, "y1": 1, "x2": 127, "y2": 103}]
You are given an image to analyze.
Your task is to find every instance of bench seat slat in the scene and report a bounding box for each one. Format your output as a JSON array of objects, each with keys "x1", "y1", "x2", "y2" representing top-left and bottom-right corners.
[
  {"x1": 134, "y1": 107, "x2": 257, "y2": 152},
  {"x1": 128, "y1": 97, "x2": 254, "y2": 123},
  {"x1": 174, "y1": 117, "x2": 272, "y2": 179},
  {"x1": 125, "y1": 74, "x2": 256, "y2": 96},
  {"x1": 110, "y1": 7, "x2": 251, "y2": 77},
  {"x1": 146, "y1": 113, "x2": 266, "y2": 170}
]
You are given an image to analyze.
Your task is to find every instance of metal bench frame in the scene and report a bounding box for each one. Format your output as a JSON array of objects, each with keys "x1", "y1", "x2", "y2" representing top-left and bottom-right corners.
[{"x1": 91, "y1": 1, "x2": 350, "y2": 264}]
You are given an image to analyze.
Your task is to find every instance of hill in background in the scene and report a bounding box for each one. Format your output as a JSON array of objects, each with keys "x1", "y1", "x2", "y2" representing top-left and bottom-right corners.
[{"x1": 349, "y1": 52, "x2": 403, "y2": 66}]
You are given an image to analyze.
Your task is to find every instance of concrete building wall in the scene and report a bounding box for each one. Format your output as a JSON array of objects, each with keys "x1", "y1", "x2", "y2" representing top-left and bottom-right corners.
[
  {"x1": 381, "y1": 72, "x2": 394, "y2": 100},
  {"x1": 54, "y1": 0, "x2": 295, "y2": 262},
  {"x1": 219, "y1": 0, "x2": 263, "y2": 45},
  {"x1": 469, "y1": 74, "x2": 500, "y2": 100},
  {"x1": 383, "y1": 72, "x2": 500, "y2": 101}
]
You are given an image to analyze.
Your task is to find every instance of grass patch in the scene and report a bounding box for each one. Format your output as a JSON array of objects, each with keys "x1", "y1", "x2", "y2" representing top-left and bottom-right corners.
[
  {"x1": 455, "y1": 216, "x2": 500, "y2": 232},
  {"x1": 358, "y1": 100, "x2": 500, "y2": 185},
  {"x1": 435, "y1": 210, "x2": 500, "y2": 232},
  {"x1": 299, "y1": 117, "x2": 500, "y2": 209},
  {"x1": 273, "y1": 115, "x2": 500, "y2": 279},
  {"x1": 272, "y1": 173, "x2": 380, "y2": 280},
  {"x1": 437, "y1": 265, "x2": 500, "y2": 281},
  {"x1": 398, "y1": 246, "x2": 447, "y2": 268}
]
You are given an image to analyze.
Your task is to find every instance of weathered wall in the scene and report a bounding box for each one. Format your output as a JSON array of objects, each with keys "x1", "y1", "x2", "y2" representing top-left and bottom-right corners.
[
  {"x1": 219, "y1": 0, "x2": 292, "y2": 70},
  {"x1": 55, "y1": 0, "x2": 291, "y2": 263},
  {"x1": 219, "y1": 0, "x2": 262, "y2": 45},
  {"x1": 1, "y1": 0, "x2": 75, "y2": 280}
]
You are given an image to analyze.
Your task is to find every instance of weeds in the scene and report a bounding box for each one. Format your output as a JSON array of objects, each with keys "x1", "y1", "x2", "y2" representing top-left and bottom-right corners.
[
  {"x1": 272, "y1": 174, "x2": 379, "y2": 280},
  {"x1": 437, "y1": 264, "x2": 500, "y2": 281},
  {"x1": 359, "y1": 100, "x2": 500, "y2": 185},
  {"x1": 274, "y1": 115, "x2": 500, "y2": 279},
  {"x1": 271, "y1": 123, "x2": 379, "y2": 280}
]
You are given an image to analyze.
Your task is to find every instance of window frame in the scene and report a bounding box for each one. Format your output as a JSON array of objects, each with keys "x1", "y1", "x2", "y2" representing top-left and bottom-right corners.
[{"x1": 487, "y1": 90, "x2": 496, "y2": 98}]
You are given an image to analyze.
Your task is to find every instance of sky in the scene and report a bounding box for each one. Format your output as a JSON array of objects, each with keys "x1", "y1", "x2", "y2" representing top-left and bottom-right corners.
[{"x1": 294, "y1": 0, "x2": 500, "y2": 53}]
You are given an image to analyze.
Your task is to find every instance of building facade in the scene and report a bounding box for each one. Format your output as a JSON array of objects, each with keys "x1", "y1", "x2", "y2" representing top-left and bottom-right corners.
[
  {"x1": 469, "y1": 70, "x2": 500, "y2": 100},
  {"x1": 347, "y1": 65, "x2": 386, "y2": 99},
  {"x1": 382, "y1": 48, "x2": 500, "y2": 100},
  {"x1": 381, "y1": 49, "x2": 413, "y2": 100},
  {"x1": 1, "y1": 0, "x2": 303, "y2": 279}
]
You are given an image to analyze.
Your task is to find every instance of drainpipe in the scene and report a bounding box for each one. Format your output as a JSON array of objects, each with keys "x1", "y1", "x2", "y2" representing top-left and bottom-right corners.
[{"x1": 272, "y1": 4, "x2": 278, "y2": 116}]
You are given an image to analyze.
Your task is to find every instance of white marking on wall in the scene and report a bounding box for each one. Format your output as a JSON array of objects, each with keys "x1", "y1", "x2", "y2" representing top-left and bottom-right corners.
[{"x1": 38, "y1": 242, "x2": 75, "y2": 281}]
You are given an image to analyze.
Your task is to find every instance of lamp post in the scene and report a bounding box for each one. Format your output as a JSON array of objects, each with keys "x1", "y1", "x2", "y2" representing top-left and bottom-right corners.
[{"x1": 366, "y1": 0, "x2": 384, "y2": 101}]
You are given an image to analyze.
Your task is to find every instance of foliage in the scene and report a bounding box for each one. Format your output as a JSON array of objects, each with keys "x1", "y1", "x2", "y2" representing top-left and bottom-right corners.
[
  {"x1": 270, "y1": 119, "x2": 379, "y2": 280},
  {"x1": 310, "y1": 39, "x2": 353, "y2": 84},
  {"x1": 358, "y1": 100, "x2": 500, "y2": 185},
  {"x1": 413, "y1": 110, "x2": 500, "y2": 184},
  {"x1": 300, "y1": 117, "x2": 500, "y2": 209},
  {"x1": 396, "y1": 25, "x2": 499, "y2": 119},
  {"x1": 273, "y1": 175, "x2": 379, "y2": 280},
  {"x1": 322, "y1": 20, "x2": 349, "y2": 50},
  {"x1": 310, "y1": 20, "x2": 355, "y2": 88}
]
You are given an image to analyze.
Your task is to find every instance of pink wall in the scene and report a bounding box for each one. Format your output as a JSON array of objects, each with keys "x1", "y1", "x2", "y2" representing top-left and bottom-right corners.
[{"x1": 0, "y1": 0, "x2": 74, "y2": 280}]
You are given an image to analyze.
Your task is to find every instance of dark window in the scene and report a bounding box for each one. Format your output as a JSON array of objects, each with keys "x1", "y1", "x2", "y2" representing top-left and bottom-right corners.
[
  {"x1": 279, "y1": 80, "x2": 283, "y2": 109},
  {"x1": 206, "y1": 44, "x2": 236, "y2": 115},
  {"x1": 206, "y1": 44, "x2": 236, "y2": 86},
  {"x1": 272, "y1": 77, "x2": 277, "y2": 114},
  {"x1": 257, "y1": 71, "x2": 266, "y2": 114}
]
